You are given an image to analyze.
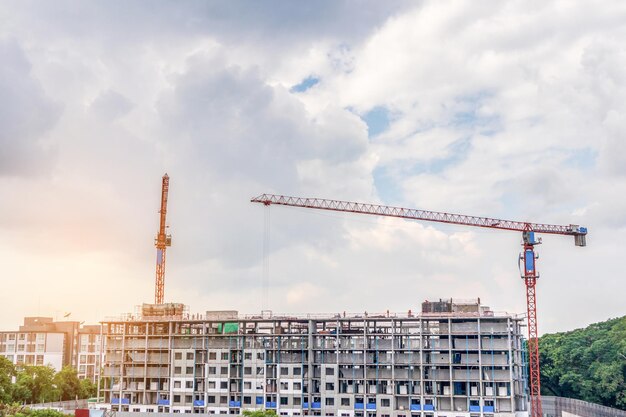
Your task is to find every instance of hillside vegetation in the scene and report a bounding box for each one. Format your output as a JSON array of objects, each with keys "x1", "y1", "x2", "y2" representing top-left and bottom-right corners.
[{"x1": 539, "y1": 315, "x2": 626, "y2": 410}]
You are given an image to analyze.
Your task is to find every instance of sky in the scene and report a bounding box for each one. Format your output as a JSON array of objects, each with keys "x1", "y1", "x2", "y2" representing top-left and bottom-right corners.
[{"x1": 1, "y1": 1, "x2": 625, "y2": 335}]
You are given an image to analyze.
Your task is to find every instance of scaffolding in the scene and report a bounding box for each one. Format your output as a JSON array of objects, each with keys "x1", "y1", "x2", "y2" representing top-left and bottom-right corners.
[{"x1": 100, "y1": 301, "x2": 527, "y2": 416}]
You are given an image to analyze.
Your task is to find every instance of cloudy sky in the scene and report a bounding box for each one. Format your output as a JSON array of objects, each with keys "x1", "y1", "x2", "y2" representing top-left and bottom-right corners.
[{"x1": 1, "y1": 1, "x2": 624, "y2": 334}]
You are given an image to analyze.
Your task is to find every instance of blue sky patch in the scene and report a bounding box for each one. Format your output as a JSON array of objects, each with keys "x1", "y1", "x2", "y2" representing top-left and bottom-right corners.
[
  {"x1": 362, "y1": 106, "x2": 391, "y2": 138},
  {"x1": 450, "y1": 91, "x2": 502, "y2": 135},
  {"x1": 565, "y1": 148, "x2": 596, "y2": 170},
  {"x1": 373, "y1": 165, "x2": 403, "y2": 205},
  {"x1": 290, "y1": 75, "x2": 320, "y2": 93}
]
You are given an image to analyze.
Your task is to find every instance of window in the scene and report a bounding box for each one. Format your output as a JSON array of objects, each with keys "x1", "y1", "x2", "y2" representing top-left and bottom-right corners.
[
  {"x1": 186, "y1": 366, "x2": 193, "y2": 375},
  {"x1": 244, "y1": 352, "x2": 252, "y2": 360},
  {"x1": 341, "y1": 398, "x2": 350, "y2": 406},
  {"x1": 209, "y1": 367, "x2": 216, "y2": 375},
  {"x1": 325, "y1": 383, "x2": 335, "y2": 391},
  {"x1": 280, "y1": 397, "x2": 289, "y2": 405},
  {"x1": 220, "y1": 366, "x2": 228, "y2": 375},
  {"x1": 293, "y1": 398, "x2": 301, "y2": 406},
  {"x1": 257, "y1": 352, "x2": 264, "y2": 360},
  {"x1": 244, "y1": 382, "x2": 252, "y2": 389},
  {"x1": 325, "y1": 368, "x2": 334, "y2": 376},
  {"x1": 185, "y1": 395, "x2": 192, "y2": 403},
  {"x1": 174, "y1": 381, "x2": 182, "y2": 389},
  {"x1": 244, "y1": 396, "x2": 251, "y2": 404},
  {"x1": 257, "y1": 367, "x2": 264, "y2": 375},
  {"x1": 220, "y1": 381, "x2": 228, "y2": 389},
  {"x1": 221, "y1": 352, "x2": 228, "y2": 360},
  {"x1": 219, "y1": 396, "x2": 227, "y2": 405},
  {"x1": 325, "y1": 398, "x2": 334, "y2": 406},
  {"x1": 175, "y1": 352, "x2": 182, "y2": 360},
  {"x1": 186, "y1": 381, "x2": 194, "y2": 389},
  {"x1": 280, "y1": 367, "x2": 289, "y2": 376},
  {"x1": 209, "y1": 352, "x2": 217, "y2": 360},
  {"x1": 244, "y1": 367, "x2": 252, "y2": 375},
  {"x1": 187, "y1": 352, "x2": 194, "y2": 360},
  {"x1": 174, "y1": 395, "x2": 181, "y2": 403},
  {"x1": 208, "y1": 381, "x2": 216, "y2": 389},
  {"x1": 293, "y1": 382, "x2": 302, "y2": 390},
  {"x1": 293, "y1": 367, "x2": 301, "y2": 375},
  {"x1": 208, "y1": 396, "x2": 216, "y2": 404},
  {"x1": 381, "y1": 399, "x2": 390, "y2": 407},
  {"x1": 280, "y1": 382, "x2": 288, "y2": 390},
  {"x1": 174, "y1": 366, "x2": 182, "y2": 374}
]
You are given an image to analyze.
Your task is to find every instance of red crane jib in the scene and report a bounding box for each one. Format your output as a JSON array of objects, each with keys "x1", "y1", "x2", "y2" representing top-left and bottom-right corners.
[
  {"x1": 251, "y1": 194, "x2": 587, "y2": 238},
  {"x1": 251, "y1": 192, "x2": 588, "y2": 417}
]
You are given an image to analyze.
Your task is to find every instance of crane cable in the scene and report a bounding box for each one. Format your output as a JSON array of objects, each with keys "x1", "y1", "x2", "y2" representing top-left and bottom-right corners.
[{"x1": 262, "y1": 204, "x2": 271, "y2": 311}]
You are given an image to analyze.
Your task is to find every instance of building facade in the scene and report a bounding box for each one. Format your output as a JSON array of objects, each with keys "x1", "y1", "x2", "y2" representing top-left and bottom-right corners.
[
  {"x1": 77, "y1": 324, "x2": 103, "y2": 382},
  {"x1": 0, "y1": 317, "x2": 102, "y2": 383},
  {"x1": 100, "y1": 300, "x2": 528, "y2": 417}
]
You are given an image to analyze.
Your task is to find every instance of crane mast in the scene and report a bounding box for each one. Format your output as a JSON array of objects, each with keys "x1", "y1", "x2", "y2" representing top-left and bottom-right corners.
[
  {"x1": 251, "y1": 193, "x2": 587, "y2": 417},
  {"x1": 154, "y1": 174, "x2": 172, "y2": 304}
]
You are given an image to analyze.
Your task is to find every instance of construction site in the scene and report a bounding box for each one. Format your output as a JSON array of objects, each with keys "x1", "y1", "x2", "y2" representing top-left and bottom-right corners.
[
  {"x1": 86, "y1": 174, "x2": 596, "y2": 417},
  {"x1": 100, "y1": 300, "x2": 527, "y2": 416}
]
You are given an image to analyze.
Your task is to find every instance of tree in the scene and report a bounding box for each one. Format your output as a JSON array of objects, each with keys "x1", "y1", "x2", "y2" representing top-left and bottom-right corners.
[
  {"x1": 52, "y1": 368, "x2": 79, "y2": 401},
  {"x1": 539, "y1": 315, "x2": 626, "y2": 410},
  {"x1": 0, "y1": 357, "x2": 16, "y2": 404},
  {"x1": 242, "y1": 411, "x2": 276, "y2": 417},
  {"x1": 13, "y1": 366, "x2": 57, "y2": 404},
  {"x1": 78, "y1": 379, "x2": 96, "y2": 400}
]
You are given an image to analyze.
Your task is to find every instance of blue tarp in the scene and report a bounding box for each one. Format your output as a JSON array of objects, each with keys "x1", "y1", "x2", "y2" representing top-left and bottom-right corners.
[{"x1": 111, "y1": 398, "x2": 129, "y2": 405}]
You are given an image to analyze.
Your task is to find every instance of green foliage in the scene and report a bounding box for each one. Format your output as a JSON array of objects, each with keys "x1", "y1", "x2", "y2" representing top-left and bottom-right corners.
[
  {"x1": 242, "y1": 411, "x2": 276, "y2": 417},
  {"x1": 0, "y1": 358, "x2": 16, "y2": 404},
  {"x1": 540, "y1": 315, "x2": 626, "y2": 410},
  {"x1": 77, "y1": 379, "x2": 96, "y2": 401},
  {"x1": 12, "y1": 366, "x2": 57, "y2": 404},
  {"x1": 0, "y1": 363, "x2": 96, "y2": 405},
  {"x1": 53, "y1": 368, "x2": 79, "y2": 401},
  {"x1": 0, "y1": 406, "x2": 69, "y2": 417}
]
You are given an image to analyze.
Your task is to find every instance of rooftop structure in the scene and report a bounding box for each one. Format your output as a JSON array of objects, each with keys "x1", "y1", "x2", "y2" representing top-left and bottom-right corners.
[{"x1": 100, "y1": 299, "x2": 528, "y2": 416}]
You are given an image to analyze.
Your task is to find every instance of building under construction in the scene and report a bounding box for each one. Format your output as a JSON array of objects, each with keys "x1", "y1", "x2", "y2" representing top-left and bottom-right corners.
[{"x1": 100, "y1": 299, "x2": 528, "y2": 417}]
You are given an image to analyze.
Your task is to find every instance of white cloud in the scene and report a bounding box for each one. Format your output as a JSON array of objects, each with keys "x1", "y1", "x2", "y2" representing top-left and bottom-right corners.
[{"x1": 0, "y1": 1, "x2": 624, "y2": 335}]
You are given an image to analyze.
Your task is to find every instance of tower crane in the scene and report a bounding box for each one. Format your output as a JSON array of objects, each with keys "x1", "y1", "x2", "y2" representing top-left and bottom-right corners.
[
  {"x1": 154, "y1": 173, "x2": 172, "y2": 304},
  {"x1": 251, "y1": 193, "x2": 587, "y2": 417}
]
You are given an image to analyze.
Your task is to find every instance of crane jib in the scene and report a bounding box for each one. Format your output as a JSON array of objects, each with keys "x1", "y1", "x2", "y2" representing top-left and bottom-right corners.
[
  {"x1": 251, "y1": 194, "x2": 587, "y2": 242},
  {"x1": 251, "y1": 191, "x2": 588, "y2": 417}
]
